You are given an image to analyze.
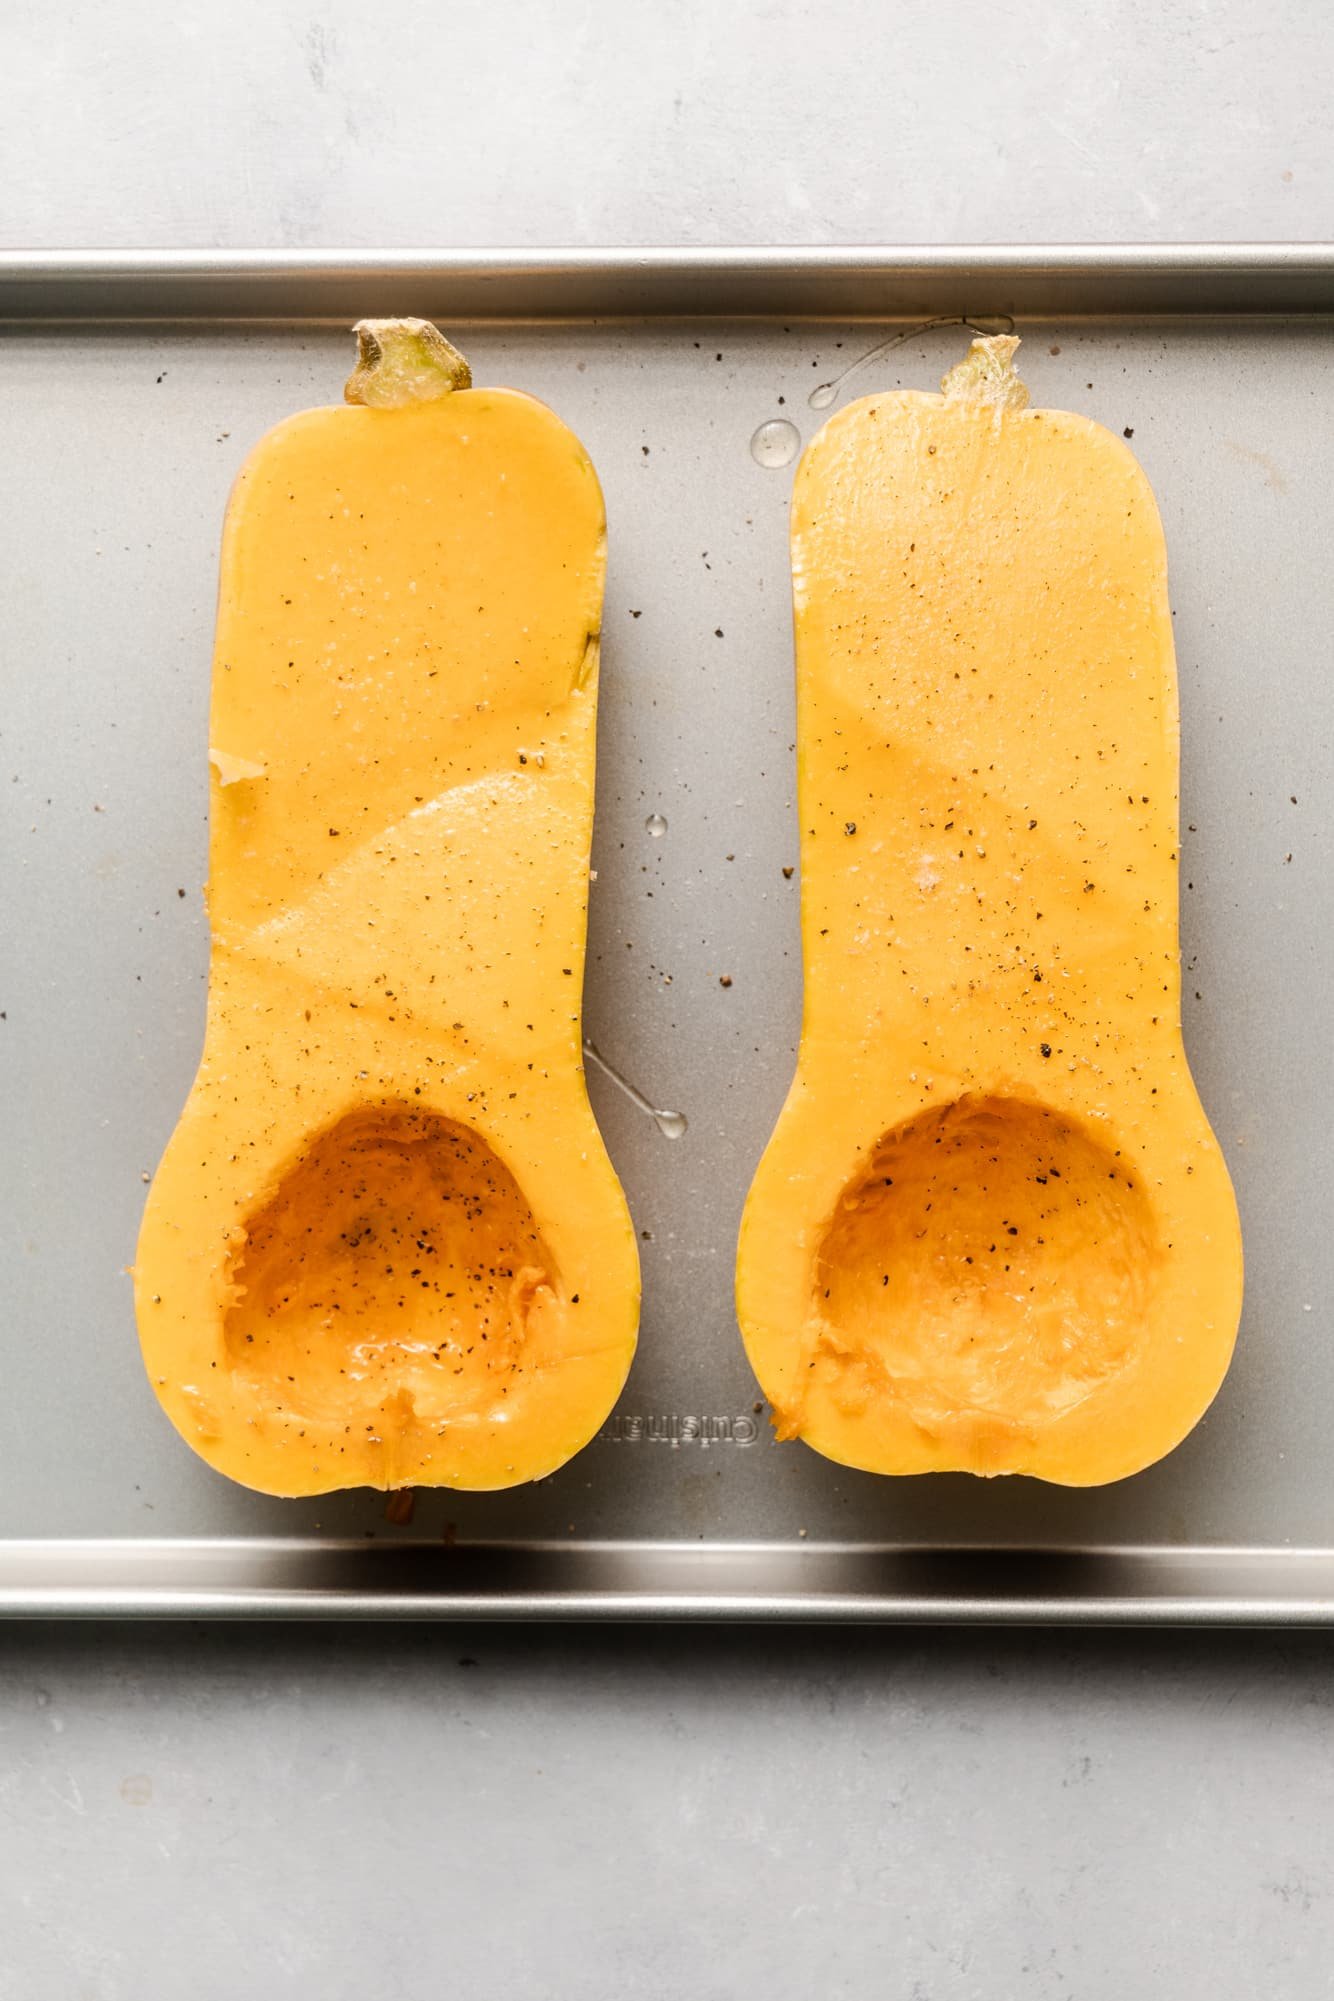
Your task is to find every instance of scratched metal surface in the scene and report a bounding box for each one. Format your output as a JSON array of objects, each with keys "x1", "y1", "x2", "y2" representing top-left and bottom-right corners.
[{"x1": 1, "y1": 307, "x2": 1330, "y2": 1594}]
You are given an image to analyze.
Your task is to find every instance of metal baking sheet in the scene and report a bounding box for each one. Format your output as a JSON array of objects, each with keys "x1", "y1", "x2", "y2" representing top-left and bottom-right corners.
[{"x1": 2, "y1": 248, "x2": 1331, "y2": 1621}]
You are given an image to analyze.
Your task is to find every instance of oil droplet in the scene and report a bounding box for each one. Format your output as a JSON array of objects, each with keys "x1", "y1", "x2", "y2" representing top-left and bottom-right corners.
[
  {"x1": 749, "y1": 417, "x2": 801, "y2": 468},
  {"x1": 645, "y1": 812, "x2": 668, "y2": 837},
  {"x1": 583, "y1": 1040, "x2": 687, "y2": 1142},
  {"x1": 807, "y1": 313, "x2": 1017, "y2": 413}
]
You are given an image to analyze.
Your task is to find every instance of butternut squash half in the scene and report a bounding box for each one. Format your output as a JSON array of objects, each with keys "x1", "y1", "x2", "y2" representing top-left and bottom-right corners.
[
  {"x1": 136, "y1": 321, "x2": 638, "y2": 1496},
  {"x1": 737, "y1": 336, "x2": 1242, "y2": 1486}
]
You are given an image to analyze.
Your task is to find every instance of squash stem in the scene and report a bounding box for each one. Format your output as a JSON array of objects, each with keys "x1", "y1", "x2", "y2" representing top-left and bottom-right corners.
[
  {"x1": 940, "y1": 334, "x2": 1029, "y2": 411},
  {"x1": 344, "y1": 318, "x2": 472, "y2": 409}
]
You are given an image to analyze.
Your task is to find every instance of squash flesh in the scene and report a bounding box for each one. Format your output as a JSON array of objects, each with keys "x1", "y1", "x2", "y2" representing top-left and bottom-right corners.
[
  {"x1": 136, "y1": 387, "x2": 638, "y2": 1495},
  {"x1": 738, "y1": 370, "x2": 1243, "y2": 1485},
  {"x1": 222, "y1": 1107, "x2": 561, "y2": 1423}
]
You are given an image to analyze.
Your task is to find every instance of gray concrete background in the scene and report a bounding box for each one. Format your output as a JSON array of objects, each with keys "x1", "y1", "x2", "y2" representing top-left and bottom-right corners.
[
  {"x1": 1, "y1": 0, "x2": 1330, "y2": 249},
  {"x1": 4, "y1": 1624, "x2": 1334, "y2": 2000},
  {"x1": 3, "y1": 2, "x2": 1334, "y2": 1996}
]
